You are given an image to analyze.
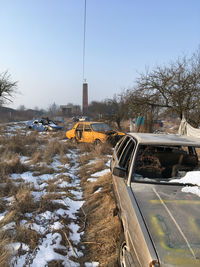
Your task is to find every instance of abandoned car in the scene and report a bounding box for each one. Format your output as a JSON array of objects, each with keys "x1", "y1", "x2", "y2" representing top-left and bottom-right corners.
[
  {"x1": 111, "y1": 133, "x2": 200, "y2": 267},
  {"x1": 65, "y1": 121, "x2": 124, "y2": 144},
  {"x1": 27, "y1": 118, "x2": 63, "y2": 131}
]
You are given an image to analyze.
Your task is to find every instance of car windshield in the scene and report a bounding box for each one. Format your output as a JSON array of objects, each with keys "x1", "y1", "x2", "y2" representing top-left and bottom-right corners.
[
  {"x1": 91, "y1": 123, "x2": 112, "y2": 132},
  {"x1": 133, "y1": 144, "x2": 200, "y2": 185}
]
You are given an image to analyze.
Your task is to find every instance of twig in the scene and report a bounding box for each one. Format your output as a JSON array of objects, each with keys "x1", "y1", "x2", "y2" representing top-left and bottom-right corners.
[
  {"x1": 79, "y1": 206, "x2": 87, "y2": 232},
  {"x1": 60, "y1": 221, "x2": 78, "y2": 258}
]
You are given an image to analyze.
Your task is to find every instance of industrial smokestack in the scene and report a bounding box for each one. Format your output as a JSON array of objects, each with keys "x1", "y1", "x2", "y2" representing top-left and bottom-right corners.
[{"x1": 82, "y1": 83, "x2": 88, "y2": 115}]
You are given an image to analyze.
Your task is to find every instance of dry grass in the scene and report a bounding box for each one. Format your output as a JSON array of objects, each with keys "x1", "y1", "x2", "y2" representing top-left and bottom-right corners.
[
  {"x1": 80, "y1": 173, "x2": 121, "y2": 266},
  {"x1": 15, "y1": 188, "x2": 37, "y2": 214},
  {"x1": 0, "y1": 125, "x2": 74, "y2": 266},
  {"x1": 43, "y1": 140, "x2": 69, "y2": 164},
  {"x1": 0, "y1": 130, "x2": 46, "y2": 157},
  {"x1": 30, "y1": 151, "x2": 42, "y2": 164},
  {"x1": 77, "y1": 143, "x2": 121, "y2": 267},
  {"x1": 0, "y1": 179, "x2": 19, "y2": 197},
  {"x1": 0, "y1": 156, "x2": 28, "y2": 178},
  {"x1": 0, "y1": 123, "x2": 119, "y2": 266},
  {"x1": 14, "y1": 226, "x2": 41, "y2": 249},
  {"x1": 0, "y1": 232, "x2": 11, "y2": 267}
]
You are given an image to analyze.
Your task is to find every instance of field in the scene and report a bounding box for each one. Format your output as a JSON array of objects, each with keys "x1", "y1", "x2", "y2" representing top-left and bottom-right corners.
[{"x1": 0, "y1": 122, "x2": 121, "y2": 267}]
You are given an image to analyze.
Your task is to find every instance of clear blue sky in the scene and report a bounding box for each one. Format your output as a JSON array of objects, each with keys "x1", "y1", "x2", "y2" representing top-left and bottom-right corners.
[{"x1": 0, "y1": 0, "x2": 200, "y2": 110}]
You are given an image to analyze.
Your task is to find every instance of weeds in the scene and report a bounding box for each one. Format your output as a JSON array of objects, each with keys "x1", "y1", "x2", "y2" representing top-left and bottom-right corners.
[
  {"x1": 14, "y1": 226, "x2": 40, "y2": 249},
  {"x1": 43, "y1": 140, "x2": 69, "y2": 164},
  {"x1": 0, "y1": 157, "x2": 28, "y2": 178},
  {"x1": 0, "y1": 121, "x2": 120, "y2": 266},
  {"x1": 0, "y1": 232, "x2": 11, "y2": 267}
]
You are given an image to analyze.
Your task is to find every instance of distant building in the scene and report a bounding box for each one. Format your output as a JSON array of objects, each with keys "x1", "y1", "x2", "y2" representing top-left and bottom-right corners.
[{"x1": 60, "y1": 104, "x2": 81, "y2": 117}]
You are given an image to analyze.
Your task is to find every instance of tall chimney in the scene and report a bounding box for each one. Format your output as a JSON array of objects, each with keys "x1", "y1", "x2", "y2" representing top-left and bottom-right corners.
[{"x1": 82, "y1": 83, "x2": 88, "y2": 115}]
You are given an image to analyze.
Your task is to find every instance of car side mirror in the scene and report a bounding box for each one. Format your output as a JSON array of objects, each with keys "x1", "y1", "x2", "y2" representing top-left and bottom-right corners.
[{"x1": 113, "y1": 166, "x2": 127, "y2": 178}]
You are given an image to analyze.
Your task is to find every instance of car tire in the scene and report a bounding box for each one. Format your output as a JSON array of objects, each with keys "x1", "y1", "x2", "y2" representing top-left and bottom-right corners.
[
  {"x1": 118, "y1": 233, "x2": 135, "y2": 267},
  {"x1": 94, "y1": 139, "x2": 101, "y2": 145}
]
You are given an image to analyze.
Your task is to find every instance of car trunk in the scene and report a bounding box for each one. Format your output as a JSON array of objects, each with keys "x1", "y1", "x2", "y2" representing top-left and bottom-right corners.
[{"x1": 131, "y1": 182, "x2": 200, "y2": 267}]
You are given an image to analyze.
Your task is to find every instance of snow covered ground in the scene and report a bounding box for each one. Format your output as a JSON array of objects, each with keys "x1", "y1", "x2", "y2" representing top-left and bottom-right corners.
[{"x1": 0, "y1": 121, "x2": 112, "y2": 266}]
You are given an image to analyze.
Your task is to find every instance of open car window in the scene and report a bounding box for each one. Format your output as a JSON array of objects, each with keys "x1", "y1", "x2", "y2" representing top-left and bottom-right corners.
[{"x1": 132, "y1": 144, "x2": 200, "y2": 184}]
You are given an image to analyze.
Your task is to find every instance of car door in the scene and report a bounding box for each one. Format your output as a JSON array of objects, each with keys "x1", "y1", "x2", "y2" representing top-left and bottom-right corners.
[
  {"x1": 112, "y1": 138, "x2": 146, "y2": 266},
  {"x1": 81, "y1": 124, "x2": 94, "y2": 143},
  {"x1": 75, "y1": 123, "x2": 84, "y2": 141}
]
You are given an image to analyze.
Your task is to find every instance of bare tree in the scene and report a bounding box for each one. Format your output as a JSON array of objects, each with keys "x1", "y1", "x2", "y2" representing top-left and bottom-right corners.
[
  {"x1": 48, "y1": 102, "x2": 59, "y2": 116},
  {"x1": 127, "y1": 50, "x2": 200, "y2": 121},
  {"x1": 0, "y1": 71, "x2": 17, "y2": 105},
  {"x1": 106, "y1": 92, "x2": 128, "y2": 130}
]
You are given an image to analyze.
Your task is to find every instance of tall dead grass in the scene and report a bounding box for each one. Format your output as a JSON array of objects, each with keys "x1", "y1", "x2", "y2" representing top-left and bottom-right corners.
[
  {"x1": 81, "y1": 173, "x2": 121, "y2": 266},
  {"x1": 43, "y1": 140, "x2": 69, "y2": 164},
  {"x1": 78, "y1": 142, "x2": 121, "y2": 266},
  {"x1": 0, "y1": 131, "x2": 45, "y2": 157},
  {"x1": 0, "y1": 156, "x2": 27, "y2": 178},
  {"x1": 0, "y1": 232, "x2": 11, "y2": 267}
]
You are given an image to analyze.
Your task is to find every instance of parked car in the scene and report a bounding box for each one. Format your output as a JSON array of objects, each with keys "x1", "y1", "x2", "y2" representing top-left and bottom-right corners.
[
  {"x1": 72, "y1": 116, "x2": 90, "y2": 122},
  {"x1": 27, "y1": 118, "x2": 63, "y2": 131},
  {"x1": 111, "y1": 133, "x2": 200, "y2": 267},
  {"x1": 66, "y1": 121, "x2": 124, "y2": 145}
]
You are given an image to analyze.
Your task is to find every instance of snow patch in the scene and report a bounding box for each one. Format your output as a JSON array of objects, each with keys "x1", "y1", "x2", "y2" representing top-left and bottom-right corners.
[
  {"x1": 182, "y1": 186, "x2": 200, "y2": 197},
  {"x1": 94, "y1": 187, "x2": 102, "y2": 193},
  {"x1": 85, "y1": 262, "x2": 99, "y2": 267},
  {"x1": 87, "y1": 178, "x2": 98, "y2": 182},
  {"x1": 91, "y1": 169, "x2": 110, "y2": 177},
  {"x1": 170, "y1": 171, "x2": 200, "y2": 186}
]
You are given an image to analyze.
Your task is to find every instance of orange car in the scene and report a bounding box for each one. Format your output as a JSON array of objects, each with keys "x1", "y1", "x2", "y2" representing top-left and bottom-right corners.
[{"x1": 66, "y1": 121, "x2": 124, "y2": 145}]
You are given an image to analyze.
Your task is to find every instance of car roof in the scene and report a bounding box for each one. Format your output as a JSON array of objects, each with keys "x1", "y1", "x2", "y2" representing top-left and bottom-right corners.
[{"x1": 127, "y1": 133, "x2": 200, "y2": 146}]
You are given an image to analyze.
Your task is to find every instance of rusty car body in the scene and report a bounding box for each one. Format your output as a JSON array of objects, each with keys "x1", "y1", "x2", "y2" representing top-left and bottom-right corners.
[
  {"x1": 66, "y1": 121, "x2": 124, "y2": 145},
  {"x1": 111, "y1": 133, "x2": 200, "y2": 267}
]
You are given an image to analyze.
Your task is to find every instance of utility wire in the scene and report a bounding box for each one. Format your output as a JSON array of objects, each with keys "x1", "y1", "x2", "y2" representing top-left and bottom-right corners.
[{"x1": 83, "y1": 0, "x2": 87, "y2": 82}]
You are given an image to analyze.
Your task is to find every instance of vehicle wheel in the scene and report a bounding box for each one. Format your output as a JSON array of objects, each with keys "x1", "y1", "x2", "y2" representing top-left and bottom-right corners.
[
  {"x1": 71, "y1": 137, "x2": 77, "y2": 143},
  {"x1": 94, "y1": 139, "x2": 101, "y2": 145},
  {"x1": 118, "y1": 233, "x2": 134, "y2": 267}
]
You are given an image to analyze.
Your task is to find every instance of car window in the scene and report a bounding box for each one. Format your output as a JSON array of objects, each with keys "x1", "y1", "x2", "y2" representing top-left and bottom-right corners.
[
  {"x1": 119, "y1": 139, "x2": 136, "y2": 171},
  {"x1": 133, "y1": 144, "x2": 200, "y2": 183},
  {"x1": 114, "y1": 136, "x2": 124, "y2": 151},
  {"x1": 84, "y1": 124, "x2": 91, "y2": 132},
  {"x1": 91, "y1": 123, "x2": 112, "y2": 132},
  {"x1": 116, "y1": 136, "x2": 130, "y2": 159},
  {"x1": 76, "y1": 124, "x2": 83, "y2": 130}
]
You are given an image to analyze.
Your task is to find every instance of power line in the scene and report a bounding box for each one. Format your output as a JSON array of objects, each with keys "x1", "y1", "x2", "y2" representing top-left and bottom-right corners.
[{"x1": 83, "y1": 0, "x2": 87, "y2": 82}]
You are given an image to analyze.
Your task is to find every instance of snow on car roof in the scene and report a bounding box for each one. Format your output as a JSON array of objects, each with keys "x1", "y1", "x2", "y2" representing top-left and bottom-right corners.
[{"x1": 127, "y1": 133, "x2": 200, "y2": 146}]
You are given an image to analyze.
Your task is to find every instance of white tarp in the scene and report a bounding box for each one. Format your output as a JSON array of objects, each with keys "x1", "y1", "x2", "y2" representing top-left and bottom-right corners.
[{"x1": 178, "y1": 118, "x2": 200, "y2": 138}]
